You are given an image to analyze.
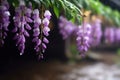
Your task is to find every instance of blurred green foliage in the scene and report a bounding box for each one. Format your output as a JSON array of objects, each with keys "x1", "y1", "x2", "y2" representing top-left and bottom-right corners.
[
  {"x1": 72, "y1": 0, "x2": 120, "y2": 26},
  {"x1": 7, "y1": 0, "x2": 120, "y2": 26}
]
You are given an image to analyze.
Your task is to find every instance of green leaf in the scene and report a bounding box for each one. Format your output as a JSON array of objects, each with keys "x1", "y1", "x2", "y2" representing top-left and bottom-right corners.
[
  {"x1": 53, "y1": 6, "x2": 60, "y2": 18},
  {"x1": 70, "y1": 17, "x2": 75, "y2": 23},
  {"x1": 10, "y1": 0, "x2": 19, "y2": 7}
]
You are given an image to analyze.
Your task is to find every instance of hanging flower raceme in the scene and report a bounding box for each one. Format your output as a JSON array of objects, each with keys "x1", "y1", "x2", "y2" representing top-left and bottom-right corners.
[
  {"x1": 59, "y1": 16, "x2": 76, "y2": 39},
  {"x1": 115, "y1": 28, "x2": 120, "y2": 43},
  {"x1": 104, "y1": 27, "x2": 115, "y2": 44},
  {"x1": 13, "y1": 1, "x2": 32, "y2": 55},
  {"x1": 41, "y1": 10, "x2": 51, "y2": 54},
  {"x1": 0, "y1": 0, "x2": 10, "y2": 46},
  {"x1": 32, "y1": 9, "x2": 41, "y2": 53},
  {"x1": 32, "y1": 9, "x2": 51, "y2": 58},
  {"x1": 76, "y1": 23, "x2": 91, "y2": 57},
  {"x1": 90, "y1": 19, "x2": 102, "y2": 46}
]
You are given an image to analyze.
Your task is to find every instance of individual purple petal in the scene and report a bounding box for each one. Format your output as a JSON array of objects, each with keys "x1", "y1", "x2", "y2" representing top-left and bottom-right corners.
[
  {"x1": 42, "y1": 18, "x2": 50, "y2": 26},
  {"x1": 25, "y1": 23, "x2": 31, "y2": 30},
  {"x1": 34, "y1": 18, "x2": 41, "y2": 25},
  {"x1": 33, "y1": 28, "x2": 40, "y2": 32},
  {"x1": 42, "y1": 43, "x2": 47, "y2": 49},
  {"x1": 33, "y1": 9, "x2": 39, "y2": 15},
  {"x1": 43, "y1": 37, "x2": 49, "y2": 44},
  {"x1": 43, "y1": 27, "x2": 50, "y2": 36},
  {"x1": 16, "y1": 36, "x2": 22, "y2": 46},
  {"x1": 20, "y1": 25, "x2": 25, "y2": 33},
  {"x1": 36, "y1": 39, "x2": 41, "y2": 46},
  {"x1": 4, "y1": 11, "x2": 10, "y2": 16},
  {"x1": 32, "y1": 9, "x2": 39, "y2": 19},
  {"x1": 21, "y1": 35, "x2": 25, "y2": 43},
  {"x1": 25, "y1": 17, "x2": 33, "y2": 23},
  {"x1": 18, "y1": 44, "x2": 25, "y2": 55},
  {"x1": 33, "y1": 31, "x2": 40, "y2": 37},
  {"x1": 24, "y1": 30, "x2": 30, "y2": 37},
  {"x1": 33, "y1": 23, "x2": 39, "y2": 28},
  {"x1": 44, "y1": 10, "x2": 51, "y2": 20}
]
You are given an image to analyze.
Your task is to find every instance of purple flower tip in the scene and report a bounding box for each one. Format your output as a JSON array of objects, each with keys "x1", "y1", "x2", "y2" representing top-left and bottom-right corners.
[
  {"x1": 44, "y1": 10, "x2": 51, "y2": 20},
  {"x1": 42, "y1": 18, "x2": 50, "y2": 26}
]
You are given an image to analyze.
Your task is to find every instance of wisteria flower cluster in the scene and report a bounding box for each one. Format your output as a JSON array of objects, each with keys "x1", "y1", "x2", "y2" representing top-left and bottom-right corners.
[
  {"x1": 32, "y1": 9, "x2": 41, "y2": 53},
  {"x1": 115, "y1": 28, "x2": 120, "y2": 43},
  {"x1": 12, "y1": 1, "x2": 51, "y2": 56},
  {"x1": 104, "y1": 27, "x2": 120, "y2": 44},
  {"x1": 32, "y1": 9, "x2": 51, "y2": 58},
  {"x1": 58, "y1": 16, "x2": 92, "y2": 56},
  {"x1": 76, "y1": 23, "x2": 91, "y2": 56},
  {"x1": 0, "y1": 0, "x2": 52, "y2": 58},
  {"x1": 59, "y1": 16, "x2": 76, "y2": 39},
  {"x1": 90, "y1": 19, "x2": 102, "y2": 46},
  {"x1": 0, "y1": 0, "x2": 10, "y2": 46},
  {"x1": 42, "y1": 10, "x2": 51, "y2": 53},
  {"x1": 13, "y1": 1, "x2": 32, "y2": 55},
  {"x1": 104, "y1": 27, "x2": 115, "y2": 44}
]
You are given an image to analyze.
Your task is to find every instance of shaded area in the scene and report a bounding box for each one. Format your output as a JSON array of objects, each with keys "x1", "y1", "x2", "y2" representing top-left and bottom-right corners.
[
  {"x1": 100, "y1": 0, "x2": 120, "y2": 11},
  {"x1": 0, "y1": 51, "x2": 120, "y2": 80}
]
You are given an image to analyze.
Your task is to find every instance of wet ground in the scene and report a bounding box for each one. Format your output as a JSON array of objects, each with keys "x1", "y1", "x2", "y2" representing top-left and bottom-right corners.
[{"x1": 0, "y1": 51, "x2": 120, "y2": 80}]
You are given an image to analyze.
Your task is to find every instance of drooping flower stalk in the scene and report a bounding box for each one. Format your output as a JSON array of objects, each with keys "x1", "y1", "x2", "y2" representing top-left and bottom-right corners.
[
  {"x1": 32, "y1": 9, "x2": 41, "y2": 53},
  {"x1": 13, "y1": 1, "x2": 32, "y2": 55},
  {"x1": 76, "y1": 22, "x2": 91, "y2": 57},
  {"x1": 104, "y1": 27, "x2": 115, "y2": 44},
  {"x1": 90, "y1": 19, "x2": 102, "y2": 46},
  {"x1": 0, "y1": 0, "x2": 10, "y2": 46},
  {"x1": 32, "y1": 7, "x2": 51, "y2": 58},
  {"x1": 41, "y1": 10, "x2": 51, "y2": 53},
  {"x1": 115, "y1": 28, "x2": 120, "y2": 43},
  {"x1": 59, "y1": 16, "x2": 76, "y2": 39}
]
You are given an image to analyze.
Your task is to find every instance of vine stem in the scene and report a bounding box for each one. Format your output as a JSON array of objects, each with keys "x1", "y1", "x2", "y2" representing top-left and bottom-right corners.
[{"x1": 39, "y1": 4, "x2": 44, "y2": 55}]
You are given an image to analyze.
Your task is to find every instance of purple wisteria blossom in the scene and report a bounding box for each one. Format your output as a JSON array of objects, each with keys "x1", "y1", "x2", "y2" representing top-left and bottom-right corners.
[
  {"x1": 59, "y1": 16, "x2": 76, "y2": 39},
  {"x1": 90, "y1": 19, "x2": 102, "y2": 46},
  {"x1": 104, "y1": 27, "x2": 115, "y2": 44},
  {"x1": 32, "y1": 9, "x2": 41, "y2": 52},
  {"x1": 32, "y1": 9, "x2": 51, "y2": 59},
  {"x1": 76, "y1": 23, "x2": 91, "y2": 57},
  {"x1": 13, "y1": 1, "x2": 32, "y2": 55},
  {"x1": 42, "y1": 10, "x2": 51, "y2": 53},
  {"x1": 0, "y1": 0, "x2": 10, "y2": 46},
  {"x1": 114, "y1": 28, "x2": 120, "y2": 43}
]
